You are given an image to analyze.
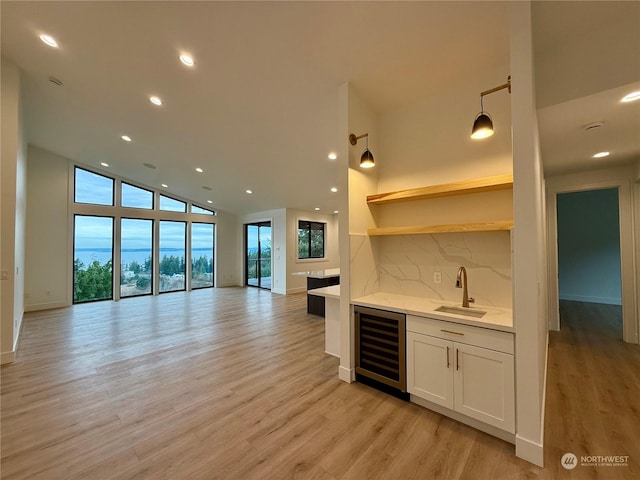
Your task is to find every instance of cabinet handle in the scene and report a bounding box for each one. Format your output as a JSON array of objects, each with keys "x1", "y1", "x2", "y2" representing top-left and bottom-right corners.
[
  {"x1": 446, "y1": 346, "x2": 450, "y2": 368},
  {"x1": 441, "y1": 329, "x2": 464, "y2": 336},
  {"x1": 456, "y1": 348, "x2": 460, "y2": 371}
]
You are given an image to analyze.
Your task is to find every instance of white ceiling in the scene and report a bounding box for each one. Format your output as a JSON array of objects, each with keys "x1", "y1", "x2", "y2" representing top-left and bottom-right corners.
[{"x1": 1, "y1": 1, "x2": 638, "y2": 215}]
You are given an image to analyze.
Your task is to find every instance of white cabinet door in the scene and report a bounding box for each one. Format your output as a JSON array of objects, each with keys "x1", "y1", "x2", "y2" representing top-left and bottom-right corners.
[
  {"x1": 407, "y1": 332, "x2": 454, "y2": 409},
  {"x1": 453, "y1": 343, "x2": 515, "y2": 433}
]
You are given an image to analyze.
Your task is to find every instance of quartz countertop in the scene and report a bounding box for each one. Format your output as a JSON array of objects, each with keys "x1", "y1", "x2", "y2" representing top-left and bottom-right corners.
[
  {"x1": 351, "y1": 292, "x2": 513, "y2": 333},
  {"x1": 308, "y1": 284, "x2": 340, "y2": 299},
  {"x1": 291, "y1": 268, "x2": 340, "y2": 279}
]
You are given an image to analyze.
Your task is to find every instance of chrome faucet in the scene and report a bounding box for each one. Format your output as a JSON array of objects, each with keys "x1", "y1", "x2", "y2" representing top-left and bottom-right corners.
[{"x1": 456, "y1": 266, "x2": 475, "y2": 308}]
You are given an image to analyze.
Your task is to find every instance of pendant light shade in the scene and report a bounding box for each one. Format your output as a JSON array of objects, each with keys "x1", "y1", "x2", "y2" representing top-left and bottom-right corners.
[
  {"x1": 360, "y1": 149, "x2": 375, "y2": 168},
  {"x1": 470, "y1": 76, "x2": 511, "y2": 140},
  {"x1": 349, "y1": 132, "x2": 375, "y2": 168},
  {"x1": 471, "y1": 112, "x2": 494, "y2": 139}
]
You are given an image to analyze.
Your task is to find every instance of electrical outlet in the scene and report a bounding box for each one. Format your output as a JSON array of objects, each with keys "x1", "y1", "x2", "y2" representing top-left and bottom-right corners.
[
  {"x1": 0, "y1": 270, "x2": 8, "y2": 280},
  {"x1": 433, "y1": 272, "x2": 442, "y2": 284}
]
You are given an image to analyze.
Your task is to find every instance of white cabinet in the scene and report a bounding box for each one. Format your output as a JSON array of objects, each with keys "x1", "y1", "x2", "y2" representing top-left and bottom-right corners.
[{"x1": 407, "y1": 315, "x2": 515, "y2": 434}]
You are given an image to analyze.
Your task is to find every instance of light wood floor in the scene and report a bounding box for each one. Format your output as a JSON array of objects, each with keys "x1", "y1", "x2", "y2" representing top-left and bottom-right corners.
[{"x1": 1, "y1": 290, "x2": 637, "y2": 479}]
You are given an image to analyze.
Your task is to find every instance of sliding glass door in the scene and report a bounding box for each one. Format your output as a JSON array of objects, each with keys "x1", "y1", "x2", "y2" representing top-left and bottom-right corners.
[{"x1": 245, "y1": 222, "x2": 271, "y2": 289}]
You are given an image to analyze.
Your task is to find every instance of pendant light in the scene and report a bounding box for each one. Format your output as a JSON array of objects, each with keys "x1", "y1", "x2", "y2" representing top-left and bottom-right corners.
[
  {"x1": 349, "y1": 133, "x2": 375, "y2": 168},
  {"x1": 471, "y1": 76, "x2": 511, "y2": 140}
]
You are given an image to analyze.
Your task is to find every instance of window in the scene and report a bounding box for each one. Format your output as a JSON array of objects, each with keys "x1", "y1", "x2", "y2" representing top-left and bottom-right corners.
[
  {"x1": 121, "y1": 219, "x2": 153, "y2": 297},
  {"x1": 159, "y1": 221, "x2": 186, "y2": 292},
  {"x1": 159, "y1": 195, "x2": 186, "y2": 212},
  {"x1": 298, "y1": 221, "x2": 325, "y2": 259},
  {"x1": 74, "y1": 167, "x2": 114, "y2": 205},
  {"x1": 70, "y1": 165, "x2": 216, "y2": 300},
  {"x1": 73, "y1": 215, "x2": 113, "y2": 303},
  {"x1": 122, "y1": 183, "x2": 153, "y2": 209},
  {"x1": 191, "y1": 204, "x2": 215, "y2": 216},
  {"x1": 192, "y1": 223, "x2": 214, "y2": 288}
]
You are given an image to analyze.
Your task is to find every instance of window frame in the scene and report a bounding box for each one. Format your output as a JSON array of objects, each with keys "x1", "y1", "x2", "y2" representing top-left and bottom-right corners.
[
  {"x1": 121, "y1": 182, "x2": 154, "y2": 210},
  {"x1": 158, "y1": 220, "x2": 188, "y2": 294},
  {"x1": 191, "y1": 222, "x2": 215, "y2": 289},
  {"x1": 159, "y1": 194, "x2": 187, "y2": 213},
  {"x1": 120, "y1": 217, "x2": 154, "y2": 299},
  {"x1": 297, "y1": 220, "x2": 326, "y2": 260},
  {"x1": 72, "y1": 214, "x2": 115, "y2": 304},
  {"x1": 73, "y1": 166, "x2": 115, "y2": 206}
]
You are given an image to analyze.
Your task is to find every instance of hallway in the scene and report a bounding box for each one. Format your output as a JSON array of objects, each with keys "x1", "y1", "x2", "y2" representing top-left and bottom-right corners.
[{"x1": 543, "y1": 301, "x2": 639, "y2": 478}]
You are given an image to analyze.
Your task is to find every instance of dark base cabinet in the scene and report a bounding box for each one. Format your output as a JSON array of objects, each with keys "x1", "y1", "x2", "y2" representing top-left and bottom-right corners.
[{"x1": 307, "y1": 275, "x2": 340, "y2": 316}]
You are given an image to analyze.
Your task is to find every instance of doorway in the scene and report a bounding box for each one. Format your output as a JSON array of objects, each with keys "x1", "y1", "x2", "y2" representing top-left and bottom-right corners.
[
  {"x1": 245, "y1": 221, "x2": 272, "y2": 289},
  {"x1": 556, "y1": 188, "x2": 622, "y2": 337}
]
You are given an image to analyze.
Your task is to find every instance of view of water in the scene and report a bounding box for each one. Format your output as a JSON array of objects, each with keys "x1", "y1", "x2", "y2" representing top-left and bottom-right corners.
[{"x1": 75, "y1": 248, "x2": 213, "y2": 267}]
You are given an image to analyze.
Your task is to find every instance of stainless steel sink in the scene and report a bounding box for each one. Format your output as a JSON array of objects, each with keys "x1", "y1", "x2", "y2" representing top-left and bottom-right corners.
[{"x1": 435, "y1": 305, "x2": 487, "y2": 318}]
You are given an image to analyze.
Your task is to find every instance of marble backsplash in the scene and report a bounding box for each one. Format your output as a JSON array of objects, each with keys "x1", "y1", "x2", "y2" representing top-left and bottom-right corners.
[
  {"x1": 373, "y1": 231, "x2": 512, "y2": 309},
  {"x1": 349, "y1": 234, "x2": 380, "y2": 299}
]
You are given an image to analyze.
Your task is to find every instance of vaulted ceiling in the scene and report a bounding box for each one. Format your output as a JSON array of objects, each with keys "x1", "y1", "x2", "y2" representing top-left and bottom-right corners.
[{"x1": 2, "y1": 1, "x2": 638, "y2": 215}]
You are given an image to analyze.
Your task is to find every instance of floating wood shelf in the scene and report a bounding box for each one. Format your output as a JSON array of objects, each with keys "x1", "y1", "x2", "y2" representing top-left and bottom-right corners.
[
  {"x1": 367, "y1": 220, "x2": 514, "y2": 236},
  {"x1": 366, "y1": 174, "x2": 513, "y2": 205}
]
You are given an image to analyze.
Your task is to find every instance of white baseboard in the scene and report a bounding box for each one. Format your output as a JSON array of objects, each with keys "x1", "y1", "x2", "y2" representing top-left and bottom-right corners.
[
  {"x1": 270, "y1": 287, "x2": 286, "y2": 295},
  {"x1": 25, "y1": 300, "x2": 67, "y2": 312},
  {"x1": 514, "y1": 331, "x2": 548, "y2": 467},
  {"x1": 286, "y1": 287, "x2": 307, "y2": 295},
  {"x1": 2, "y1": 312, "x2": 25, "y2": 364},
  {"x1": 516, "y1": 435, "x2": 544, "y2": 467},
  {"x1": 559, "y1": 293, "x2": 621, "y2": 305},
  {"x1": 1, "y1": 350, "x2": 16, "y2": 365},
  {"x1": 338, "y1": 366, "x2": 354, "y2": 383}
]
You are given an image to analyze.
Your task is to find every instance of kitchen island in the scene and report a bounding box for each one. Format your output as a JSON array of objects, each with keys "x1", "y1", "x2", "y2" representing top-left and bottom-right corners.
[{"x1": 292, "y1": 268, "x2": 340, "y2": 316}]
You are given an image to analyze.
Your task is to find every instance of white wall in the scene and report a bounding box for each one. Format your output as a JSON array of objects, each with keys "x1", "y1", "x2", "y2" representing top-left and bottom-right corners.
[
  {"x1": 24, "y1": 147, "x2": 70, "y2": 310},
  {"x1": 377, "y1": 68, "x2": 512, "y2": 193},
  {"x1": 1, "y1": 57, "x2": 27, "y2": 364},
  {"x1": 286, "y1": 209, "x2": 339, "y2": 293},
  {"x1": 546, "y1": 165, "x2": 638, "y2": 344},
  {"x1": 510, "y1": 2, "x2": 548, "y2": 467},
  {"x1": 214, "y1": 209, "x2": 239, "y2": 288},
  {"x1": 238, "y1": 208, "x2": 339, "y2": 294}
]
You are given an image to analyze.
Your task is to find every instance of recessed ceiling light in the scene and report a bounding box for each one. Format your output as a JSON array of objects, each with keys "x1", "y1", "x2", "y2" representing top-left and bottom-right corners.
[
  {"x1": 207, "y1": 200, "x2": 213, "y2": 204},
  {"x1": 121, "y1": 135, "x2": 132, "y2": 142},
  {"x1": 328, "y1": 152, "x2": 337, "y2": 160},
  {"x1": 330, "y1": 187, "x2": 338, "y2": 193},
  {"x1": 100, "y1": 162, "x2": 109, "y2": 167},
  {"x1": 202, "y1": 186, "x2": 212, "y2": 191},
  {"x1": 314, "y1": 207, "x2": 320, "y2": 211},
  {"x1": 179, "y1": 54, "x2": 195, "y2": 67},
  {"x1": 39, "y1": 34, "x2": 58, "y2": 48},
  {"x1": 593, "y1": 151, "x2": 610, "y2": 158},
  {"x1": 149, "y1": 96, "x2": 163, "y2": 106},
  {"x1": 246, "y1": 189, "x2": 253, "y2": 194},
  {"x1": 621, "y1": 91, "x2": 640, "y2": 103},
  {"x1": 195, "y1": 167, "x2": 203, "y2": 173},
  {"x1": 48, "y1": 76, "x2": 63, "y2": 87},
  {"x1": 334, "y1": 210, "x2": 339, "y2": 214},
  {"x1": 161, "y1": 183, "x2": 168, "y2": 188},
  {"x1": 143, "y1": 163, "x2": 156, "y2": 169}
]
